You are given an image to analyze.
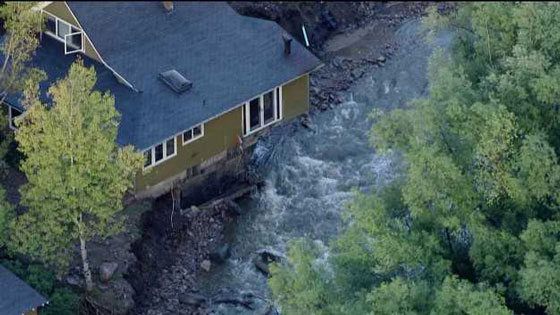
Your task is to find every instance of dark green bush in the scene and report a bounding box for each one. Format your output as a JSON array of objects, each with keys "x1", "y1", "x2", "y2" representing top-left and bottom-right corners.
[
  {"x1": 40, "y1": 287, "x2": 81, "y2": 315},
  {"x1": 1, "y1": 259, "x2": 81, "y2": 314}
]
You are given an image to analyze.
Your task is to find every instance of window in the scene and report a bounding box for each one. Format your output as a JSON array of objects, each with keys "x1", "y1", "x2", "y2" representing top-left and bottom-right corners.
[
  {"x1": 42, "y1": 11, "x2": 84, "y2": 55},
  {"x1": 263, "y1": 90, "x2": 274, "y2": 124},
  {"x1": 143, "y1": 136, "x2": 177, "y2": 170},
  {"x1": 182, "y1": 124, "x2": 204, "y2": 145},
  {"x1": 57, "y1": 19, "x2": 71, "y2": 38},
  {"x1": 154, "y1": 144, "x2": 164, "y2": 163},
  {"x1": 144, "y1": 150, "x2": 152, "y2": 168},
  {"x1": 249, "y1": 98, "x2": 260, "y2": 131},
  {"x1": 166, "y1": 138, "x2": 175, "y2": 156},
  {"x1": 46, "y1": 14, "x2": 56, "y2": 34},
  {"x1": 8, "y1": 106, "x2": 22, "y2": 130},
  {"x1": 243, "y1": 86, "x2": 282, "y2": 136}
]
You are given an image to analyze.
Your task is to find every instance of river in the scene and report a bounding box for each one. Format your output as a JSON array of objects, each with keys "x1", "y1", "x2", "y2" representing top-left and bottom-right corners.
[{"x1": 198, "y1": 19, "x2": 454, "y2": 314}]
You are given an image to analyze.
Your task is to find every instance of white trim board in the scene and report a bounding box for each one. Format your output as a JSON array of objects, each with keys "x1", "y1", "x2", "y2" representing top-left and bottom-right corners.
[
  {"x1": 142, "y1": 135, "x2": 177, "y2": 171},
  {"x1": 181, "y1": 123, "x2": 204, "y2": 146}
]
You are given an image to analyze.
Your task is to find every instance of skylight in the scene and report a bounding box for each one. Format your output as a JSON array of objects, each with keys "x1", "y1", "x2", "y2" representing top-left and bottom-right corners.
[{"x1": 158, "y1": 70, "x2": 192, "y2": 94}]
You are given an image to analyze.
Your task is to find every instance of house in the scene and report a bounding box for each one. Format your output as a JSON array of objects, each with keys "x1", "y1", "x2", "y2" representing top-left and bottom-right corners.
[
  {"x1": 3, "y1": 1, "x2": 322, "y2": 198},
  {"x1": 0, "y1": 264, "x2": 48, "y2": 315}
]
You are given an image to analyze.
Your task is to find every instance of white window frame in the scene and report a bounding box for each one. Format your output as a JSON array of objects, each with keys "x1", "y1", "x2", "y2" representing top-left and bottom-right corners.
[
  {"x1": 142, "y1": 136, "x2": 177, "y2": 170},
  {"x1": 243, "y1": 86, "x2": 283, "y2": 136},
  {"x1": 41, "y1": 10, "x2": 85, "y2": 55},
  {"x1": 8, "y1": 106, "x2": 23, "y2": 130},
  {"x1": 64, "y1": 31, "x2": 84, "y2": 54},
  {"x1": 182, "y1": 123, "x2": 204, "y2": 146}
]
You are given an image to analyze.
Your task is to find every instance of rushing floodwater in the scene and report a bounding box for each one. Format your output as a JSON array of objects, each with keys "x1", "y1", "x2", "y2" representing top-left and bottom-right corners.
[{"x1": 198, "y1": 20, "x2": 454, "y2": 314}]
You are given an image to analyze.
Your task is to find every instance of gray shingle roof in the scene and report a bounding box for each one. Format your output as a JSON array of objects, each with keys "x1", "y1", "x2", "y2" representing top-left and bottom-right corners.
[
  {"x1": 1, "y1": 35, "x2": 136, "y2": 148},
  {"x1": 0, "y1": 264, "x2": 48, "y2": 315},
  {"x1": 64, "y1": 1, "x2": 322, "y2": 150}
]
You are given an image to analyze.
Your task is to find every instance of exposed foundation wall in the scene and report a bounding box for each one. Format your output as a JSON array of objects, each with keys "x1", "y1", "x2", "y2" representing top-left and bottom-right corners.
[{"x1": 134, "y1": 73, "x2": 311, "y2": 198}]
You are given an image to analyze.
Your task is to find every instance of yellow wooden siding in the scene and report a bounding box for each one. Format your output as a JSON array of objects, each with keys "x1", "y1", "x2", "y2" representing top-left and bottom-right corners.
[
  {"x1": 134, "y1": 73, "x2": 311, "y2": 193},
  {"x1": 282, "y1": 74, "x2": 310, "y2": 120},
  {"x1": 135, "y1": 107, "x2": 243, "y2": 192}
]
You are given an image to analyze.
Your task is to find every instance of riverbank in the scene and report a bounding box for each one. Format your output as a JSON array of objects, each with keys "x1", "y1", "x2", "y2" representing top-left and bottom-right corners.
[
  {"x1": 121, "y1": 3, "x2": 455, "y2": 315},
  {"x1": 0, "y1": 2, "x2": 457, "y2": 314}
]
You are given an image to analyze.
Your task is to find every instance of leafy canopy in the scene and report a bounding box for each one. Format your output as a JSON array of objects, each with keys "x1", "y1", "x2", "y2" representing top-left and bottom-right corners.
[
  {"x1": 269, "y1": 3, "x2": 560, "y2": 315},
  {"x1": 9, "y1": 59, "x2": 143, "y2": 274}
]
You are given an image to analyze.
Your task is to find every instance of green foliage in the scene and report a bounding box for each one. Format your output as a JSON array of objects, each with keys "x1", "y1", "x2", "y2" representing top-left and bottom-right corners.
[
  {"x1": 1, "y1": 259, "x2": 81, "y2": 315},
  {"x1": 9, "y1": 59, "x2": 143, "y2": 282},
  {"x1": 367, "y1": 278, "x2": 432, "y2": 315},
  {"x1": 2, "y1": 260, "x2": 55, "y2": 297},
  {"x1": 269, "y1": 2, "x2": 560, "y2": 314},
  {"x1": 0, "y1": 187, "x2": 13, "y2": 248},
  {"x1": 0, "y1": 2, "x2": 46, "y2": 98},
  {"x1": 517, "y1": 220, "x2": 560, "y2": 315},
  {"x1": 432, "y1": 276, "x2": 512, "y2": 315},
  {"x1": 40, "y1": 287, "x2": 81, "y2": 315},
  {"x1": 269, "y1": 239, "x2": 338, "y2": 315}
]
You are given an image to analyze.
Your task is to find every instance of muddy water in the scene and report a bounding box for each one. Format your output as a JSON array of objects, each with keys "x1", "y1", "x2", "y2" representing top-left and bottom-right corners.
[{"x1": 198, "y1": 20, "x2": 454, "y2": 314}]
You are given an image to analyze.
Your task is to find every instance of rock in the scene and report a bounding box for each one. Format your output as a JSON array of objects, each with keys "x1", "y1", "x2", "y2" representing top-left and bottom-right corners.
[
  {"x1": 179, "y1": 293, "x2": 206, "y2": 306},
  {"x1": 226, "y1": 200, "x2": 243, "y2": 216},
  {"x1": 318, "y1": 103, "x2": 329, "y2": 111},
  {"x1": 65, "y1": 275, "x2": 82, "y2": 287},
  {"x1": 97, "y1": 282, "x2": 110, "y2": 291},
  {"x1": 331, "y1": 56, "x2": 344, "y2": 69},
  {"x1": 258, "y1": 250, "x2": 282, "y2": 263},
  {"x1": 264, "y1": 305, "x2": 279, "y2": 315},
  {"x1": 321, "y1": 10, "x2": 337, "y2": 30},
  {"x1": 210, "y1": 244, "x2": 232, "y2": 263},
  {"x1": 190, "y1": 205, "x2": 201, "y2": 217},
  {"x1": 377, "y1": 55, "x2": 386, "y2": 63},
  {"x1": 200, "y1": 259, "x2": 211, "y2": 272},
  {"x1": 254, "y1": 250, "x2": 282, "y2": 276},
  {"x1": 351, "y1": 69, "x2": 364, "y2": 79},
  {"x1": 99, "y1": 262, "x2": 119, "y2": 283},
  {"x1": 300, "y1": 115, "x2": 312, "y2": 129},
  {"x1": 253, "y1": 257, "x2": 270, "y2": 276}
]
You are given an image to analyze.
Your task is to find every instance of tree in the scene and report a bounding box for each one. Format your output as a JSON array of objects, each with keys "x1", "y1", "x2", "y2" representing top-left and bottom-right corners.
[
  {"x1": 10, "y1": 58, "x2": 143, "y2": 292},
  {"x1": 0, "y1": 110, "x2": 13, "y2": 249},
  {"x1": 0, "y1": 1, "x2": 44, "y2": 251},
  {"x1": 0, "y1": 2, "x2": 45, "y2": 101},
  {"x1": 517, "y1": 220, "x2": 560, "y2": 315},
  {"x1": 270, "y1": 3, "x2": 560, "y2": 314},
  {"x1": 0, "y1": 186, "x2": 13, "y2": 248}
]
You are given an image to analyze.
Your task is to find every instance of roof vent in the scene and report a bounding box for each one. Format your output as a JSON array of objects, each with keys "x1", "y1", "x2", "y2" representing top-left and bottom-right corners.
[
  {"x1": 282, "y1": 33, "x2": 292, "y2": 56},
  {"x1": 159, "y1": 70, "x2": 192, "y2": 93},
  {"x1": 162, "y1": 1, "x2": 174, "y2": 13}
]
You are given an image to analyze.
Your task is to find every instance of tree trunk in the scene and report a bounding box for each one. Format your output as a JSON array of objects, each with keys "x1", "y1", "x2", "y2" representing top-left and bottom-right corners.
[{"x1": 79, "y1": 233, "x2": 94, "y2": 293}]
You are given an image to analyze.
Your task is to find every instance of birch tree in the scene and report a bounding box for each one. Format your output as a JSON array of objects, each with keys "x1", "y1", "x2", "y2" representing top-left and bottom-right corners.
[
  {"x1": 0, "y1": 1, "x2": 45, "y2": 101},
  {"x1": 10, "y1": 59, "x2": 143, "y2": 292}
]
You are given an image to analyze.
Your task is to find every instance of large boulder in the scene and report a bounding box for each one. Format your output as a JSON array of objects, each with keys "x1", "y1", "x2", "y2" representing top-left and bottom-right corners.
[
  {"x1": 253, "y1": 257, "x2": 270, "y2": 276},
  {"x1": 179, "y1": 293, "x2": 206, "y2": 306},
  {"x1": 200, "y1": 259, "x2": 211, "y2": 272},
  {"x1": 254, "y1": 250, "x2": 283, "y2": 277},
  {"x1": 226, "y1": 200, "x2": 243, "y2": 216},
  {"x1": 210, "y1": 244, "x2": 231, "y2": 264},
  {"x1": 99, "y1": 262, "x2": 119, "y2": 283}
]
